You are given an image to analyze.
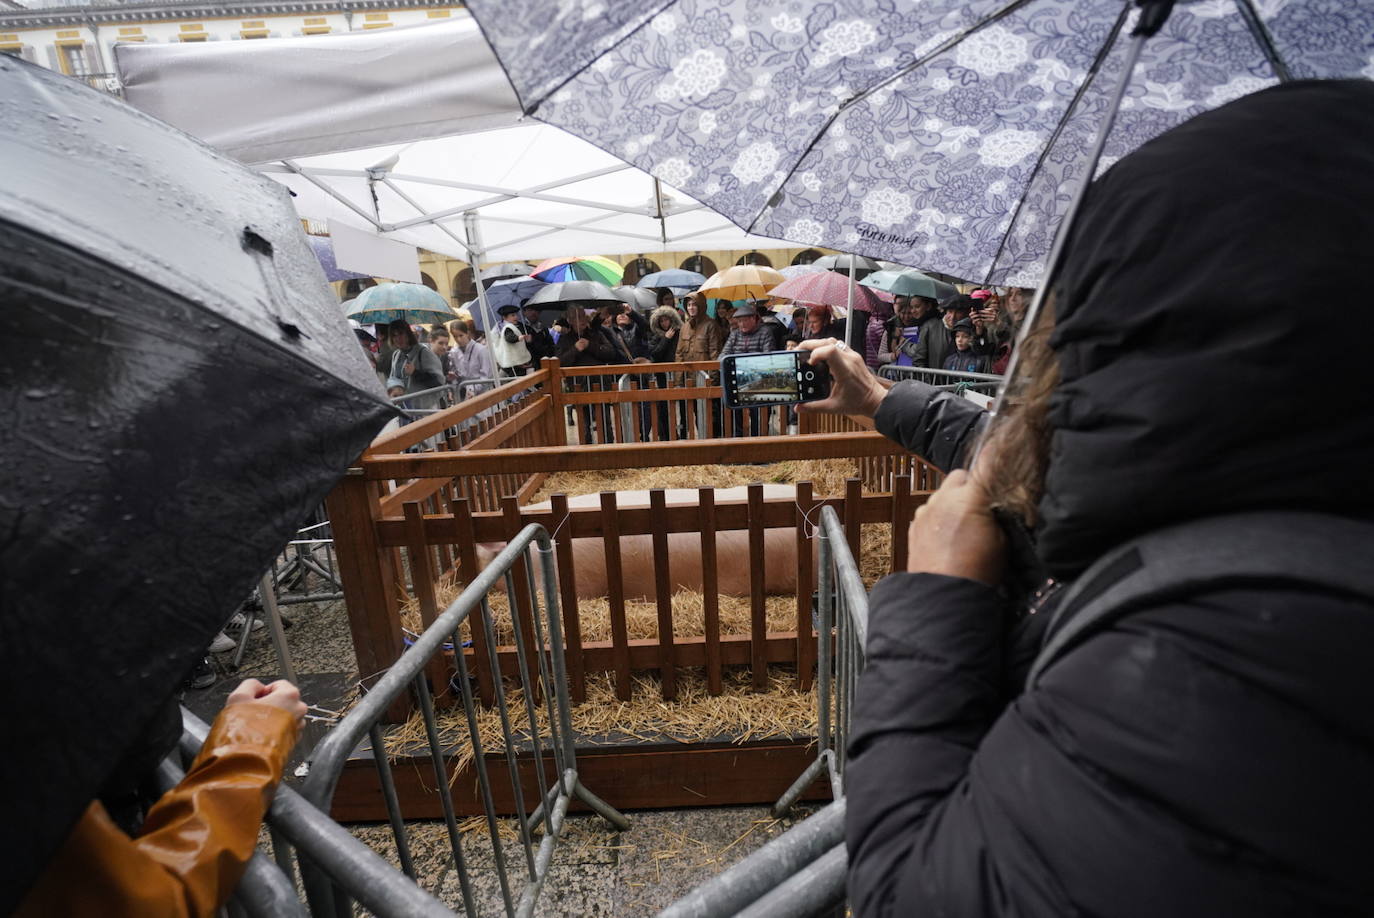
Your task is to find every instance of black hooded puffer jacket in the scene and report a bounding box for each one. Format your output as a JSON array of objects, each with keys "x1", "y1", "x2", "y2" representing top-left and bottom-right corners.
[{"x1": 846, "y1": 80, "x2": 1374, "y2": 917}]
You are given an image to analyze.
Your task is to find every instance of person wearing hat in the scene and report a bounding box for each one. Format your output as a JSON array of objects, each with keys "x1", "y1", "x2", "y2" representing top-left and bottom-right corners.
[
  {"x1": 720, "y1": 302, "x2": 777, "y2": 436},
  {"x1": 490, "y1": 303, "x2": 533, "y2": 377},
  {"x1": 520, "y1": 303, "x2": 556, "y2": 365},
  {"x1": 942, "y1": 317, "x2": 991, "y2": 373},
  {"x1": 910, "y1": 293, "x2": 975, "y2": 370}
]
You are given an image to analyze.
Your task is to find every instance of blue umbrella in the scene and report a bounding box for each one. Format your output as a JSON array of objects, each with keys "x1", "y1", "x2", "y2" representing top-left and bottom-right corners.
[
  {"x1": 466, "y1": 0, "x2": 1374, "y2": 287},
  {"x1": 346, "y1": 282, "x2": 456, "y2": 325},
  {"x1": 306, "y1": 235, "x2": 371, "y2": 282},
  {"x1": 636, "y1": 268, "x2": 705, "y2": 290},
  {"x1": 483, "y1": 275, "x2": 547, "y2": 311}
]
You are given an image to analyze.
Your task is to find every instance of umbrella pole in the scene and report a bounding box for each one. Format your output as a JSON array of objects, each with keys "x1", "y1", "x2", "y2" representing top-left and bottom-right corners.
[
  {"x1": 844, "y1": 260, "x2": 864, "y2": 352},
  {"x1": 977, "y1": 6, "x2": 1170, "y2": 464},
  {"x1": 464, "y1": 212, "x2": 502, "y2": 390}
]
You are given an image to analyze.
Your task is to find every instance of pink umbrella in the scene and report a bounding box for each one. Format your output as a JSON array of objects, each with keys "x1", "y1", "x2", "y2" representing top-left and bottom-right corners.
[{"x1": 767, "y1": 269, "x2": 894, "y2": 311}]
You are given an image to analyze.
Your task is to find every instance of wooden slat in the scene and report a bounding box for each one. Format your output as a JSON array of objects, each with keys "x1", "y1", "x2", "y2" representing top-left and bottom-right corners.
[
  {"x1": 600, "y1": 491, "x2": 632, "y2": 700},
  {"x1": 649, "y1": 489, "x2": 676, "y2": 700},
  {"x1": 331, "y1": 739, "x2": 831, "y2": 822},
  {"x1": 364, "y1": 369, "x2": 549, "y2": 456},
  {"x1": 403, "y1": 501, "x2": 450, "y2": 703},
  {"x1": 892, "y1": 474, "x2": 912, "y2": 575},
  {"x1": 795, "y1": 480, "x2": 815, "y2": 691},
  {"x1": 450, "y1": 497, "x2": 495, "y2": 706},
  {"x1": 465, "y1": 632, "x2": 803, "y2": 679},
  {"x1": 560, "y1": 385, "x2": 720, "y2": 405},
  {"x1": 324, "y1": 475, "x2": 410, "y2": 722},
  {"x1": 844, "y1": 477, "x2": 863, "y2": 565},
  {"x1": 558, "y1": 359, "x2": 720, "y2": 377},
  {"x1": 550, "y1": 493, "x2": 585, "y2": 704},
  {"x1": 376, "y1": 493, "x2": 908, "y2": 546},
  {"x1": 699, "y1": 488, "x2": 721, "y2": 696},
  {"x1": 748, "y1": 483, "x2": 767, "y2": 691},
  {"x1": 361, "y1": 431, "x2": 908, "y2": 479}
]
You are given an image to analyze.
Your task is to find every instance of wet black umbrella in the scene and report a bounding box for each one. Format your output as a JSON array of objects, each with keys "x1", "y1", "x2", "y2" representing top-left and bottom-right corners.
[
  {"x1": 525, "y1": 279, "x2": 623, "y2": 307},
  {"x1": 0, "y1": 60, "x2": 396, "y2": 907}
]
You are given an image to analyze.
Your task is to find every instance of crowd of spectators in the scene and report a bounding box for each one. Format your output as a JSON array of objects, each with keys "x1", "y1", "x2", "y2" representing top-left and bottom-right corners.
[{"x1": 355, "y1": 281, "x2": 1030, "y2": 430}]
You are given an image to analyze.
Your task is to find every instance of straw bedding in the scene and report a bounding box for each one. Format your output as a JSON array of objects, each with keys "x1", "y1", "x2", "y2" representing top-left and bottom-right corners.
[{"x1": 389, "y1": 460, "x2": 895, "y2": 781}]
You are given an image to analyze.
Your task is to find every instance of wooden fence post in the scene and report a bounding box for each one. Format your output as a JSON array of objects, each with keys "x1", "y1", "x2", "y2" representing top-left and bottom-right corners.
[
  {"x1": 541, "y1": 357, "x2": 565, "y2": 448},
  {"x1": 325, "y1": 471, "x2": 411, "y2": 722}
]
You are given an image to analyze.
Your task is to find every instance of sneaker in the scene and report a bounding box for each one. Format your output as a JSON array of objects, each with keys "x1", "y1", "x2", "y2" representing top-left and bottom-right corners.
[
  {"x1": 208, "y1": 631, "x2": 236, "y2": 653},
  {"x1": 184, "y1": 656, "x2": 216, "y2": 690},
  {"x1": 226, "y1": 611, "x2": 265, "y2": 632}
]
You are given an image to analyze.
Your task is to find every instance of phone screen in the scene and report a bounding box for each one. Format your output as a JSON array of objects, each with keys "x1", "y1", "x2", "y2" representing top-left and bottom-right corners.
[{"x1": 721, "y1": 350, "x2": 830, "y2": 408}]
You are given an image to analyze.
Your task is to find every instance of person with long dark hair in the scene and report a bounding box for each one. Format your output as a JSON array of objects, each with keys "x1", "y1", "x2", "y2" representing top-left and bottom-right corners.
[{"x1": 802, "y1": 80, "x2": 1374, "y2": 916}]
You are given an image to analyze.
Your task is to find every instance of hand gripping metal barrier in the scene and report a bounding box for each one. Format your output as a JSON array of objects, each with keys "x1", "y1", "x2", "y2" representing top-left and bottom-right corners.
[
  {"x1": 659, "y1": 506, "x2": 867, "y2": 918},
  {"x1": 295, "y1": 523, "x2": 630, "y2": 917},
  {"x1": 878, "y1": 364, "x2": 1004, "y2": 396}
]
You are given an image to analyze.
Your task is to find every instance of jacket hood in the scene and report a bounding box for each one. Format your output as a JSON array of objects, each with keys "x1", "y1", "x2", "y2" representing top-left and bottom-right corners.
[
  {"x1": 650, "y1": 305, "x2": 683, "y2": 331},
  {"x1": 1037, "y1": 79, "x2": 1374, "y2": 579}
]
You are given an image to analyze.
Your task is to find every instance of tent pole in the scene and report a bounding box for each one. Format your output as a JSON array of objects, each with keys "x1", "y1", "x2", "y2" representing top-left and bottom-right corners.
[{"x1": 464, "y1": 211, "x2": 502, "y2": 390}]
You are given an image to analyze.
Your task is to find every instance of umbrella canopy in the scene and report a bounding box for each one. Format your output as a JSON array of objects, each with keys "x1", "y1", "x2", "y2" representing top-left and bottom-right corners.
[
  {"x1": 526, "y1": 279, "x2": 623, "y2": 307},
  {"x1": 465, "y1": 0, "x2": 1374, "y2": 285},
  {"x1": 0, "y1": 60, "x2": 395, "y2": 909},
  {"x1": 770, "y1": 270, "x2": 894, "y2": 311},
  {"x1": 531, "y1": 255, "x2": 624, "y2": 285},
  {"x1": 811, "y1": 254, "x2": 881, "y2": 277},
  {"x1": 480, "y1": 262, "x2": 534, "y2": 283},
  {"x1": 483, "y1": 275, "x2": 548, "y2": 311},
  {"x1": 861, "y1": 269, "x2": 957, "y2": 302},
  {"x1": 698, "y1": 264, "x2": 786, "y2": 302},
  {"x1": 612, "y1": 285, "x2": 659, "y2": 311},
  {"x1": 306, "y1": 234, "x2": 373, "y2": 282},
  {"x1": 636, "y1": 268, "x2": 705, "y2": 289},
  {"x1": 347, "y1": 281, "x2": 457, "y2": 324},
  {"x1": 777, "y1": 263, "x2": 829, "y2": 281}
]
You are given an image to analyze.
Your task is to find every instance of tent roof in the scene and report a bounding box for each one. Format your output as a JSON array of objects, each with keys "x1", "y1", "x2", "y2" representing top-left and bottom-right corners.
[{"x1": 115, "y1": 16, "x2": 791, "y2": 263}]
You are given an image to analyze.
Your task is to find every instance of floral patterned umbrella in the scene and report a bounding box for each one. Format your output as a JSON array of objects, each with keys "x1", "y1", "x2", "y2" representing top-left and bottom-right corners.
[{"x1": 464, "y1": 0, "x2": 1374, "y2": 287}]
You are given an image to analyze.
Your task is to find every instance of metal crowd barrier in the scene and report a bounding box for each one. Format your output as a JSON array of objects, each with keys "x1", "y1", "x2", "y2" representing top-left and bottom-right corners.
[
  {"x1": 878, "y1": 364, "x2": 1003, "y2": 396},
  {"x1": 179, "y1": 523, "x2": 631, "y2": 917},
  {"x1": 660, "y1": 506, "x2": 867, "y2": 918},
  {"x1": 296, "y1": 522, "x2": 630, "y2": 917}
]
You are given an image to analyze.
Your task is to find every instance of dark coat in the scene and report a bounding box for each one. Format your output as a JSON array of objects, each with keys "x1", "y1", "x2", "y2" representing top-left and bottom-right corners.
[
  {"x1": 909, "y1": 313, "x2": 949, "y2": 369},
  {"x1": 847, "y1": 80, "x2": 1374, "y2": 917}
]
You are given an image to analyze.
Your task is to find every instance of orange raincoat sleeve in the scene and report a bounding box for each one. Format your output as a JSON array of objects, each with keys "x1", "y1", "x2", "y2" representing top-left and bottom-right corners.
[{"x1": 17, "y1": 702, "x2": 299, "y2": 918}]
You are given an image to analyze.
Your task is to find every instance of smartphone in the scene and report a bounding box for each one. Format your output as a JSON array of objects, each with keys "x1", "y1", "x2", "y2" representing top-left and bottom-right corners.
[{"x1": 720, "y1": 350, "x2": 832, "y2": 409}]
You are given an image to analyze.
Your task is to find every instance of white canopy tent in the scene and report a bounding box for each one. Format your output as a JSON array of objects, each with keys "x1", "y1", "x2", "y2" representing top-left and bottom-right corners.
[{"x1": 114, "y1": 15, "x2": 791, "y2": 266}]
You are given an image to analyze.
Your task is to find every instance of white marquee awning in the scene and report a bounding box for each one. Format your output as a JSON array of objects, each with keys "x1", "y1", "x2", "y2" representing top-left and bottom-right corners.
[{"x1": 115, "y1": 16, "x2": 790, "y2": 263}]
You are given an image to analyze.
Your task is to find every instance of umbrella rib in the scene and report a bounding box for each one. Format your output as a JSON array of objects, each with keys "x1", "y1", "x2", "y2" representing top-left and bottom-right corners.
[
  {"x1": 1233, "y1": 0, "x2": 1294, "y2": 82},
  {"x1": 982, "y1": 4, "x2": 1131, "y2": 284},
  {"x1": 746, "y1": 0, "x2": 1034, "y2": 233},
  {"x1": 521, "y1": 0, "x2": 680, "y2": 116}
]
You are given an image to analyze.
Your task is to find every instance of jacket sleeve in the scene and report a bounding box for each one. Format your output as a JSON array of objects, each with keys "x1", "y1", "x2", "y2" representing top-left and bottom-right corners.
[
  {"x1": 17, "y1": 703, "x2": 299, "y2": 918},
  {"x1": 845, "y1": 574, "x2": 1015, "y2": 918},
  {"x1": 873, "y1": 380, "x2": 988, "y2": 472}
]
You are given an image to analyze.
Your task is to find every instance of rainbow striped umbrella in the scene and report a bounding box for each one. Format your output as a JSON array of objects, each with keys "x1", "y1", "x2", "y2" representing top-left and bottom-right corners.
[{"x1": 530, "y1": 255, "x2": 623, "y2": 285}]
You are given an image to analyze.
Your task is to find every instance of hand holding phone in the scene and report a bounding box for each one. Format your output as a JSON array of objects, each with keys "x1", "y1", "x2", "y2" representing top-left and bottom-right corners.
[
  {"x1": 720, "y1": 349, "x2": 832, "y2": 409},
  {"x1": 793, "y1": 338, "x2": 890, "y2": 419}
]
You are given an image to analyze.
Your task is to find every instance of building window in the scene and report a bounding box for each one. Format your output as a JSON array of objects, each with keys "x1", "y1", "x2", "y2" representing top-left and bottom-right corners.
[
  {"x1": 681, "y1": 254, "x2": 717, "y2": 276},
  {"x1": 420, "y1": 272, "x2": 438, "y2": 292},
  {"x1": 453, "y1": 268, "x2": 476, "y2": 304},
  {"x1": 622, "y1": 256, "x2": 659, "y2": 286},
  {"x1": 736, "y1": 252, "x2": 773, "y2": 267},
  {"x1": 791, "y1": 249, "x2": 823, "y2": 266},
  {"x1": 61, "y1": 43, "x2": 91, "y2": 77}
]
